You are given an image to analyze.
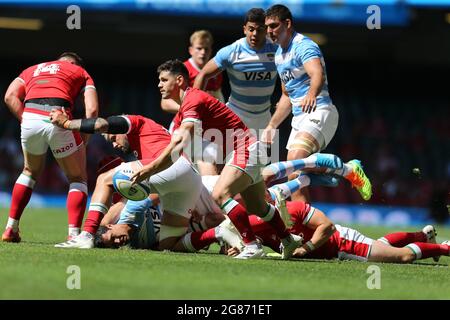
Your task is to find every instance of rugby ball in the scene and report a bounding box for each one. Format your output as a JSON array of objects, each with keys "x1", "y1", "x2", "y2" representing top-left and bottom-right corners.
[{"x1": 112, "y1": 168, "x2": 151, "y2": 201}]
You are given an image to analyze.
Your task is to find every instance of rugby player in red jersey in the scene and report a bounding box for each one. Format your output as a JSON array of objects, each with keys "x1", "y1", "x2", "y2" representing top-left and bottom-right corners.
[
  {"x1": 131, "y1": 59, "x2": 302, "y2": 259},
  {"x1": 2, "y1": 52, "x2": 98, "y2": 243}
]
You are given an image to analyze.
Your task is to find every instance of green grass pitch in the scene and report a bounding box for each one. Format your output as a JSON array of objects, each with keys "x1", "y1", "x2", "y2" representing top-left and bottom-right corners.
[{"x1": 0, "y1": 208, "x2": 449, "y2": 300}]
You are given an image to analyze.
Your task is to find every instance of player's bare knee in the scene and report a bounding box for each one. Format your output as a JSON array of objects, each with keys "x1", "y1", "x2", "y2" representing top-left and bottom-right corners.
[
  {"x1": 401, "y1": 252, "x2": 415, "y2": 263},
  {"x1": 96, "y1": 171, "x2": 113, "y2": 187}
]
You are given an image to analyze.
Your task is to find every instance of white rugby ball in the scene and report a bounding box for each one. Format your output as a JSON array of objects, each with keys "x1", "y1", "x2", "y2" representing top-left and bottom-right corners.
[{"x1": 112, "y1": 168, "x2": 151, "y2": 201}]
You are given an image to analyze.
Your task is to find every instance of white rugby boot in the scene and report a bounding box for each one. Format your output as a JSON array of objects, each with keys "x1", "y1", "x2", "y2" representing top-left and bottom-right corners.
[
  {"x1": 280, "y1": 234, "x2": 303, "y2": 260},
  {"x1": 234, "y1": 241, "x2": 264, "y2": 259},
  {"x1": 55, "y1": 231, "x2": 95, "y2": 249},
  {"x1": 215, "y1": 217, "x2": 245, "y2": 251},
  {"x1": 422, "y1": 225, "x2": 439, "y2": 262},
  {"x1": 271, "y1": 186, "x2": 293, "y2": 228}
]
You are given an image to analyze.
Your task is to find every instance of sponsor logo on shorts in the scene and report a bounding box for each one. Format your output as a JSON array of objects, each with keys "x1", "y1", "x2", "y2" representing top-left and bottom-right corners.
[
  {"x1": 309, "y1": 119, "x2": 320, "y2": 125},
  {"x1": 52, "y1": 142, "x2": 74, "y2": 155}
]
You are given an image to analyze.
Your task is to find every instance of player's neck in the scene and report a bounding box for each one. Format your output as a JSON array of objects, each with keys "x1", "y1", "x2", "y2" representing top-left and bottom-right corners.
[
  {"x1": 179, "y1": 87, "x2": 189, "y2": 104},
  {"x1": 281, "y1": 30, "x2": 295, "y2": 50}
]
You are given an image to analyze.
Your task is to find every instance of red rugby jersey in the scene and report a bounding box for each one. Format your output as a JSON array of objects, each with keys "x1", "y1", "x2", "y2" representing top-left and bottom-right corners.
[
  {"x1": 184, "y1": 58, "x2": 223, "y2": 92},
  {"x1": 122, "y1": 115, "x2": 171, "y2": 162},
  {"x1": 18, "y1": 60, "x2": 95, "y2": 106},
  {"x1": 172, "y1": 87, "x2": 252, "y2": 158}
]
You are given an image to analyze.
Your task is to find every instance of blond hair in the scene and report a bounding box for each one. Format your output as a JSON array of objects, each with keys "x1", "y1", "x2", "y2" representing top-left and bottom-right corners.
[{"x1": 190, "y1": 30, "x2": 213, "y2": 46}]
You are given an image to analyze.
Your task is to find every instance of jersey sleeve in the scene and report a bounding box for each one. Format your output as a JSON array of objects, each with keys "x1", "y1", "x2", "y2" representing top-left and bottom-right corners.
[
  {"x1": 179, "y1": 94, "x2": 203, "y2": 125},
  {"x1": 213, "y1": 43, "x2": 234, "y2": 69},
  {"x1": 288, "y1": 201, "x2": 316, "y2": 226},
  {"x1": 296, "y1": 38, "x2": 322, "y2": 64},
  {"x1": 120, "y1": 115, "x2": 140, "y2": 135},
  {"x1": 81, "y1": 69, "x2": 96, "y2": 91},
  {"x1": 17, "y1": 66, "x2": 33, "y2": 84}
]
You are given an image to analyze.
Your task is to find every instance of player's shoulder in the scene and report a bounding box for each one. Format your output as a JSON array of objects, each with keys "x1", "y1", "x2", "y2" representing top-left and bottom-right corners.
[{"x1": 286, "y1": 200, "x2": 310, "y2": 215}]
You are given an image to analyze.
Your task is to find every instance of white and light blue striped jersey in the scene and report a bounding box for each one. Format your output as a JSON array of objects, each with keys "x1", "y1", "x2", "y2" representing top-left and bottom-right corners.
[
  {"x1": 275, "y1": 32, "x2": 333, "y2": 116},
  {"x1": 214, "y1": 37, "x2": 278, "y2": 115},
  {"x1": 117, "y1": 198, "x2": 162, "y2": 249}
]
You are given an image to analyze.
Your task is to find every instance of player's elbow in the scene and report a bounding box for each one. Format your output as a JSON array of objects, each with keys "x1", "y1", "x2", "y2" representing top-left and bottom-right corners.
[
  {"x1": 4, "y1": 92, "x2": 16, "y2": 106},
  {"x1": 324, "y1": 222, "x2": 336, "y2": 237}
]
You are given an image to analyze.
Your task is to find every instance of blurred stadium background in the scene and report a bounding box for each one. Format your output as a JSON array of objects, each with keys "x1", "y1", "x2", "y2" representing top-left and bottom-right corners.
[{"x1": 0, "y1": 0, "x2": 448, "y2": 227}]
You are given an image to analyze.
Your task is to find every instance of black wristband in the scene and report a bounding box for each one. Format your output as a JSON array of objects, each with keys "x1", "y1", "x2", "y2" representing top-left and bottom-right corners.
[
  {"x1": 106, "y1": 116, "x2": 129, "y2": 134},
  {"x1": 79, "y1": 118, "x2": 97, "y2": 134}
]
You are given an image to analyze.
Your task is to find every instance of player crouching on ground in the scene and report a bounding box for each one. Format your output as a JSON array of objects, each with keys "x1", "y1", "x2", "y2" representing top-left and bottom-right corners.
[{"x1": 93, "y1": 156, "x2": 244, "y2": 252}]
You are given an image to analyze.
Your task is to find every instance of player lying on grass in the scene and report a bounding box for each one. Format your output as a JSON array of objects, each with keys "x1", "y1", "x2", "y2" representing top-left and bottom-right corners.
[
  {"x1": 49, "y1": 111, "x2": 209, "y2": 252},
  {"x1": 228, "y1": 174, "x2": 450, "y2": 264},
  {"x1": 93, "y1": 156, "x2": 244, "y2": 252}
]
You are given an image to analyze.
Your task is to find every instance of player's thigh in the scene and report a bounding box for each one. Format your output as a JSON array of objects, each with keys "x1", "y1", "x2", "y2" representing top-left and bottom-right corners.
[
  {"x1": 159, "y1": 211, "x2": 190, "y2": 250},
  {"x1": 23, "y1": 151, "x2": 47, "y2": 179},
  {"x1": 368, "y1": 240, "x2": 413, "y2": 263},
  {"x1": 197, "y1": 160, "x2": 218, "y2": 176},
  {"x1": 287, "y1": 131, "x2": 320, "y2": 158},
  {"x1": 56, "y1": 147, "x2": 88, "y2": 182},
  {"x1": 211, "y1": 165, "x2": 252, "y2": 203}
]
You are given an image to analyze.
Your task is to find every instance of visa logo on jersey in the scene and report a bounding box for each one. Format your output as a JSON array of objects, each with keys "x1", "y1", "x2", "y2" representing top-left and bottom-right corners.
[
  {"x1": 280, "y1": 70, "x2": 295, "y2": 84},
  {"x1": 244, "y1": 71, "x2": 272, "y2": 81},
  {"x1": 33, "y1": 63, "x2": 61, "y2": 77}
]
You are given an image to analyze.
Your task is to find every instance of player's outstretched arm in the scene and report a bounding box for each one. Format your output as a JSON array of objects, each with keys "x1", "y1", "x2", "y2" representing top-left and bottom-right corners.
[
  {"x1": 293, "y1": 207, "x2": 335, "y2": 257},
  {"x1": 50, "y1": 109, "x2": 130, "y2": 134},
  {"x1": 193, "y1": 59, "x2": 221, "y2": 91},
  {"x1": 261, "y1": 84, "x2": 292, "y2": 144},
  {"x1": 130, "y1": 121, "x2": 195, "y2": 184}
]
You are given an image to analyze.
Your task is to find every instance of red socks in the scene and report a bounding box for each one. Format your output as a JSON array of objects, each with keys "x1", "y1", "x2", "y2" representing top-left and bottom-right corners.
[
  {"x1": 67, "y1": 183, "x2": 88, "y2": 229},
  {"x1": 8, "y1": 174, "x2": 36, "y2": 220},
  {"x1": 380, "y1": 232, "x2": 427, "y2": 248},
  {"x1": 221, "y1": 199, "x2": 256, "y2": 244},
  {"x1": 406, "y1": 242, "x2": 449, "y2": 260}
]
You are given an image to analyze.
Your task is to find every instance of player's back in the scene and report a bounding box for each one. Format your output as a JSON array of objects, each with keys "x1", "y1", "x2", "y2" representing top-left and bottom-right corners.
[
  {"x1": 20, "y1": 60, "x2": 93, "y2": 106},
  {"x1": 123, "y1": 115, "x2": 172, "y2": 161}
]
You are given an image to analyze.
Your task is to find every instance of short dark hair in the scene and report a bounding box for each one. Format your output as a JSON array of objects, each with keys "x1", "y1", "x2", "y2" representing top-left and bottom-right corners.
[
  {"x1": 58, "y1": 52, "x2": 84, "y2": 67},
  {"x1": 244, "y1": 8, "x2": 265, "y2": 25},
  {"x1": 266, "y1": 4, "x2": 293, "y2": 22},
  {"x1": 157, "y1": 59, "x2": 189, "y2": 81}
]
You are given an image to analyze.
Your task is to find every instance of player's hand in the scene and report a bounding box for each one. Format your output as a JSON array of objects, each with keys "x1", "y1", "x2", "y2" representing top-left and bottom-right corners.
[
  {"x1": 261, "y1": 125, "x2": 276, "y2": 144},
  {"x1": 300, "y1": 93, "x2": 317, "y2": 113},
  {"x1": 293, "y1": 246, "x2": 308, "y2": 257},
  {"x1": 130, "y1": 167, "x2": 152, "y2": 185},
  {"x1": 49, "y1": 107, "x2": 69, "y2": 127},
  {"x1": 227, "y1": 246, "x2": 240, "y2": 257}
]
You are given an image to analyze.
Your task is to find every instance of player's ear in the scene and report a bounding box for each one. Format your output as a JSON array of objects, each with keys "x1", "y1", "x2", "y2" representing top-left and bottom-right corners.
[
  {"x1": 188, "y1": 45, "x2": 194, "y2": 56},
  {"x1": 285, "y1": 18, "x2": 292, "y2": 29}
]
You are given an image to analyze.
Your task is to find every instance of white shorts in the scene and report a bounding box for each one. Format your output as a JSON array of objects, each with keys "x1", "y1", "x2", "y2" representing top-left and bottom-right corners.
[
  {"x1": 228, "y1": 104, "x2": 271, "y2": 135},
  {"x1": 21, "y1": 111, "x2": 83, "y2": 158},
  {"x1": 287, "y1": 104, "x2": 339, "y2": 151},
  {"x1": 118, "y1": 156, "x2": 202, "y2": 218},
  {"x1": 335, "y1": 224, "x2": 374, "y2": 262},
  {"x1": 225, "y1": 140, "x2": 269, "y2": 184}
]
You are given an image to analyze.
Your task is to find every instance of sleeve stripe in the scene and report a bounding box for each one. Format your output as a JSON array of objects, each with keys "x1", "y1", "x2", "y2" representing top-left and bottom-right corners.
[
  {"x1": 81, "y1": 85, "x2": 96, "y2": 92},
  {"x1": 181, "y1": 118, "x2": 201, "y2": 123},
  {"x1": 16, "y1": 77, "x2": 25, "y2": 83},
  {"x1": 302, "y1": 206, "x2": 316, "y2": 225},
  {"x1": 120, "y1": 115, "x2": 133, "y2": 134}
]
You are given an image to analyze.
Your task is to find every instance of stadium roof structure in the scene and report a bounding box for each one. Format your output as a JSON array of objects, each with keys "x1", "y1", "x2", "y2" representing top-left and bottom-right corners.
[{"x1": 1, "y1": 0, "x2": 449, "y2": 26}]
